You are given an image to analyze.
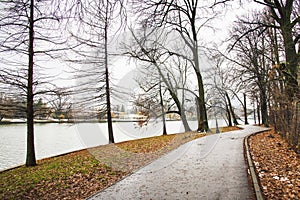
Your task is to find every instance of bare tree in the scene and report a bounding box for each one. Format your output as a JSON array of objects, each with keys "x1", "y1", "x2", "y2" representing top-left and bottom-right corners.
[
  {"x1": 125, "y1": 27, "x2": 192, "y2": 131},
  {"x1": 205, "y1": 52, "x2": 247, "y2": 127},
  {"x1": 130, "y1": 0, "x2": 231, "y2": 132},
  {"x1": 0, "y1": 0, "x2": 70, "y2": 166},
  {"x1": 133, "y1": 68, "x2": 169, "y2": 135},
  {"x1": 69, "y1": 0, "x2": 126, "y2": 143},
  {"x1": 225, "y1": 12, "x2": 273, "y2": 126}
]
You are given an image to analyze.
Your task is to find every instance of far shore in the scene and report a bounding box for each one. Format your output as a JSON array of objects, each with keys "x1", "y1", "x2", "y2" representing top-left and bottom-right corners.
[{"x1": 0, "y1": 118, "x2": 184, "y2": 124}]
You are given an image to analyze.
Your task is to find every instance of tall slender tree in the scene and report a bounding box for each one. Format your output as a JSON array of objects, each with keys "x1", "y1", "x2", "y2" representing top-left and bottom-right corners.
[
  {"x1": 0, "y1": 0, "x2": 70, "y2": 166},
  {"x1": 70, "y1": 0, "x2": 126, "y2": 143}
]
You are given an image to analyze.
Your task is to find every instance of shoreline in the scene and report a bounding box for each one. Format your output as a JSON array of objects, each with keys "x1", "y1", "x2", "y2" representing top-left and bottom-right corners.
[
  {"x1": 0, "y1": 119, "x2": 184, "y2": 125},
  {"x1": 0, "y1": 126, "x2": 241, "y2": 199},
  {"x1": 0, "y1": 126, "x2": 239, "y2": 173},
  {"x1": 0, "y1": 131, "x2": 206, "y2": 199}
]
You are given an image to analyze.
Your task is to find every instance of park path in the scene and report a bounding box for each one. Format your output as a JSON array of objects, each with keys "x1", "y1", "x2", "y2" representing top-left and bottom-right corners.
[{"x1": 88, "y1": 125, "x2": 269, "y2": 200}]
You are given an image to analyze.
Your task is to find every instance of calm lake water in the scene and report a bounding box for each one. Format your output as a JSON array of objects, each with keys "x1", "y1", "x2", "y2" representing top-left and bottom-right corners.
[{"x1": 0, "y1": 120, "x2": 228, "y2": 171}]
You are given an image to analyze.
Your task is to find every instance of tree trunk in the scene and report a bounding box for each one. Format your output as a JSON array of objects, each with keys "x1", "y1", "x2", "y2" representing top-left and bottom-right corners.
[
  {"x1": 181, "y1": 109, "x2": 190, "y2": 132},
  {"x1": 225, "y1": 101, "x2": 232, "y2": 127},
  {"x1": 104, "y1": 6, "x2": 114, "y2": 144},
  {"x1": 256, "y1": 96, "x2": 261, "y2": 126},
  {"x1": 168, "y1": 89, "x2": 191, "y2": 132},
  {"x1": 260, "y1": 88, "x2": 269, "y2": 127},
  {"x1": 244, "y1": 93, "x2": 249, "y2": 124},
  {"x1": 190, "y1": 7, "x2": 209, "y2": 132},
  {"x1": 253, "y1": 107, "x2": 256, "y2": 124},
  {"x1": 270, "y1": 26, "x2": 280, "y2": 65},
  {"x1": 159, "y1": 82, "x2": 167, "y2": 135},
  {"x1": 281, "y1": 21, "x2": 299, "y2": 98},
  {"x1": 195, "y1": 96, "x2": 201, "y2": 126},
  {"x1": 193, "y1": 38, "x2": 209, "y2": 132},
  {"x1": 196, "y1": 71, "x2": 209, "y2": 132},
  {"x1": 225, "y1": 92, "x2": 239, "y2": 125},
  {"x1": 26, "y1": 0, "x2": 36, "y2": 167}
]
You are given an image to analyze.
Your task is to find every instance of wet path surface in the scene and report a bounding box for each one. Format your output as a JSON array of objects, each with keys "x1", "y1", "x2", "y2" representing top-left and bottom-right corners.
[{"x1": 89, "y1": 125, "x2": 269, "y2": 200}]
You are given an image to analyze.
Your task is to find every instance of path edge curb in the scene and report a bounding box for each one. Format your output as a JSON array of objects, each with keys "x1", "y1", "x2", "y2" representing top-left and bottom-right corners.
[{"x1": 244, "y1": 129, "x2": 269, "y2": 200}]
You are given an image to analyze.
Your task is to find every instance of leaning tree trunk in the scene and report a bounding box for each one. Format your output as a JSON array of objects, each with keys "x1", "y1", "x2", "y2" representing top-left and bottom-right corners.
[
  {"x1": 168, "y1": 89, "x2": 191, "y2": 132},
  {"x1": 225, "y1": 100, "x2": 232, "y2": 127},
  {"x1": 26, "y1": 0, "x2": 36, "y2": 167},
  {"x1": 225, "y1": 92, "x2": 239, "y2": 125}
]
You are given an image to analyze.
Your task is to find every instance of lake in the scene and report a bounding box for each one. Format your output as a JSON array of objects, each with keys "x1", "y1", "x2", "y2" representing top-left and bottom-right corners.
[{"x1": 0, "y1": 119, "x2": 228, "y2": 171}]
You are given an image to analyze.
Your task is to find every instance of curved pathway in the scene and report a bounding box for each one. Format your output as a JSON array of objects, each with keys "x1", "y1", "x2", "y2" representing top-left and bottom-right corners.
[{"x1": 88, "y1": 125, "x2": 269, "y2": 200}]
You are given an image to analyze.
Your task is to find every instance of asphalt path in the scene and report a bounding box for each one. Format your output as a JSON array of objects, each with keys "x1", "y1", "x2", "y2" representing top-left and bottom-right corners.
[{"x1": 88, "y1": 125, "x2": 269, "y2": 200}]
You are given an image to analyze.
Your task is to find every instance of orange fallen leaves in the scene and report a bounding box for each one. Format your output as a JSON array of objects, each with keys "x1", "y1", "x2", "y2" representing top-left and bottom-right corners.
[
  {"x1": 0, "y1": 131, "x2": 204, "y2": 200},
  {"x1": 249, "y1": 129, "x2": 300, "y2": 200},
  {"x1": 0, "y1": 150, "x2": 126, "y2": 200},
  {"x1": 1, "y1": 126, "x2": 237, "y2": 199},
  {"x1": 116, "y1": 134, "x2": 177, "y2": 153}
]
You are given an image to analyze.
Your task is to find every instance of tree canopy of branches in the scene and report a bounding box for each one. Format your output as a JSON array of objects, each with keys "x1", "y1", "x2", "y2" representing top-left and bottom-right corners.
[
  {"x1": 205, "y1": 56, "x2": 242, "y2": 127},
  {"x1": 129, "y1": 0, "x2": 229, "y2": 132},
  {"x1": 228, "y1": 12, "x2": 272, "y2": 126},
  {"x1": 254, "y1": 0, "x2": 299, "y2": 98},
  {"x1": 125, "y1": 27, "x2": 193, "y2": 132},
  {"x1": 69, "y1": 0, "x2": 126, "y2": 143}
]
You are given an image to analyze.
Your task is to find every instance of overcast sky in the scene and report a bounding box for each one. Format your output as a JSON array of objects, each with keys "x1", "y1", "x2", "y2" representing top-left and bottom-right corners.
[{"x1": 0, "y1": 1, "x2": 263, "y2": 96}]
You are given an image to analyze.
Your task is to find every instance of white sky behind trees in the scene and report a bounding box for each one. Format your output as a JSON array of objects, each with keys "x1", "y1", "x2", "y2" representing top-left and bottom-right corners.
[
  {"x1": 111, "y1": 1, "x2": 261, "y2": 87},
  {"x1": 0, "y1": 0, "x2": 263, "y2": 104},
  {"x1": 45, "y1": 1, "x2": 259, "y2": 83}
]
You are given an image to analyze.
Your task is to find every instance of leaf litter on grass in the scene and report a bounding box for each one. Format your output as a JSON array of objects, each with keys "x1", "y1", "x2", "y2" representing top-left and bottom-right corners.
[{"x1": 0, "y1": 126, "x2": 239, "y2": 200}]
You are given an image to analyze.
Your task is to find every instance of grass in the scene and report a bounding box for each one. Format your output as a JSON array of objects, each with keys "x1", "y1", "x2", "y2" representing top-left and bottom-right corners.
[
  {"x1": 0, "y1": 150, "x2": 124, "y2": 199},
  {"x1": 0, "y1": 126, "x2": 240, "y2": 200}
]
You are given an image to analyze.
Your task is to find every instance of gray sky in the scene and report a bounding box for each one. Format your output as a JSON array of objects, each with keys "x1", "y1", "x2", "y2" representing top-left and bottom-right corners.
[{"x1": 0, "y1": 1, "x2": 262, "y2": 92}]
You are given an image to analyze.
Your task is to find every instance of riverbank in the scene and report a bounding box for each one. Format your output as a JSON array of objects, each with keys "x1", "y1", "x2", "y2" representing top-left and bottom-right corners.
[
  {"x1": 0, "y1": 126, "x2": 239, "y2": 199},
  {"x1": 0, "y1": 120, "x2": 231, "y2": 170}
]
